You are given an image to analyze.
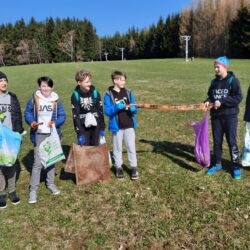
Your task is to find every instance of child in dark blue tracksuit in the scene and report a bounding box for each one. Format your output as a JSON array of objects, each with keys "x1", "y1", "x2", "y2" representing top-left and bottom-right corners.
[{"x1": 204, "y1": 57, "x2": 243, "y2": 179}]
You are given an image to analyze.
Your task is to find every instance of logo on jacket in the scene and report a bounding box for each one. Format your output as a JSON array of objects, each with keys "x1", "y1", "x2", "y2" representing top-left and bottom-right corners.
[
  {"x1": 114, "y1": 97, "x2": 127, "y2": 104},
  {"x1": 0, "y1": 104, "x2": 11, "y2": 113},
  {"x1": 40, "y1": 105, "x2": 53, "y2": 111},
  {"x1": 213, "y1": 89, "x2": 229, "y2": 99},
  {"x1": 80, "y1": 97, "x2": 93, "y2": 110}
]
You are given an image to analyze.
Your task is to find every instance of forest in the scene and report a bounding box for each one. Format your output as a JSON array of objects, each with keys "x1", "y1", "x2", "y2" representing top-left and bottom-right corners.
[{"x1": 0, "y1": 0, "x2": 250, "y2": 66}]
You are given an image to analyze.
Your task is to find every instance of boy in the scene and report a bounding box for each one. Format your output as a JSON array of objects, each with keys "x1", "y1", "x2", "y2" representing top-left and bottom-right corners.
[
  {"x1": 0, "y1": 71, "x2": 24, "y2": 209},
  {"x1": 24, "y1": 76, "x2": 66, "y2": 204},
  {"x1": 204, "y1": 56, "x2": 243, "y2": 179},
  {"x1": 71, "y1": 70, "x2": 105, "y2": 146},
  {"x1": 104, "y1": 70, "x2": 139, "y2": 180}
]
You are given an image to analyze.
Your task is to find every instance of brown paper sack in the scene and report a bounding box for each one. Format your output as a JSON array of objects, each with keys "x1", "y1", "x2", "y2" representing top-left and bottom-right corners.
[{"x1": 65, "y1": 143, "x2": 110, "y2": 185}]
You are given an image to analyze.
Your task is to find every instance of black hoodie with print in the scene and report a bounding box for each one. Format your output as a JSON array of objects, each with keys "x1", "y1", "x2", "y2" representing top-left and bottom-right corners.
[
  {"x1": 71, "y1": 85, "x2": 105, "y2": 135},
  {"x1": 205, "y1": 71, "x2": 243, "y2": 118}
]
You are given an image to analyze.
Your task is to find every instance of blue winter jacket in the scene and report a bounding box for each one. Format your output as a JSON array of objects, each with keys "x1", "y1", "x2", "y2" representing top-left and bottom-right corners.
[
  {"x1": 24, "y1": 94, "x2": 66, "y2": 144},
  {"x1": 104, "y1": 87, "x2": 138, "y2": 132}
]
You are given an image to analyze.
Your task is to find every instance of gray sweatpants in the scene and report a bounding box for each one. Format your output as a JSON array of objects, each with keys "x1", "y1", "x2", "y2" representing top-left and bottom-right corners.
[
  {"x1": 30, "y1": 134, "x2": 55, "y2": 192},
  {"x1": 0, "y1": 165, "x2": 16, "y2": 195},
  {"x1": 112, "y1": 128, "x2": 137, "y2": 168}
]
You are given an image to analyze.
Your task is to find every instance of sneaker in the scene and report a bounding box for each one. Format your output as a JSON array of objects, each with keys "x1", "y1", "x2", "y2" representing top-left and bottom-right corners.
[
  {"x1": 131, "y1": 167, "x2": 139, "y2": 180},
  {"x1": 28, "y1": 191, "x2": 37, "y2": 204},
  {"x1": 207, "y1": 164, "x2": 222, "y2": 175},
  {"x1": 232, "y1": 167, "x2": 241, "y2": 179},
  {"x1": 9, "y1": 191, "x2": 20, "y2": 205},
  {"x1": 47, "y1": 184, "x2": 60, "y2": 195},
  {"x1": 116, "y1": 168, "x2": 124, "y2": 179},
  {"x1": 0, "y1": 195, "x2": 7, "y2": 209}
]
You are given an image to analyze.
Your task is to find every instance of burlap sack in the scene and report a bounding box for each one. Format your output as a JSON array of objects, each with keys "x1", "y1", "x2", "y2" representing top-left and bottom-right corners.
[{"x1": 66, "y1": 143, "x2": 110, "y2": 185}]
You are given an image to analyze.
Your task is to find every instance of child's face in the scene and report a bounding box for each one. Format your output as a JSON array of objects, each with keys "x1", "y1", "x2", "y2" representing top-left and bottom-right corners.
[
  {"x1": 114, "y1": 76, "x2": 126, "y2": 89},
  {"x1": 214, "y1": 64, "x2": 227, "y2": 78},
  {"x1": 39, "y1": 81, "x2": 53, "y2": 98},
  {"x1": 78, "y1": 76, "x2": 92, "y2": 92},
  {"x1": 0, "y1": 78, "x2": 8, "y2": 94}
]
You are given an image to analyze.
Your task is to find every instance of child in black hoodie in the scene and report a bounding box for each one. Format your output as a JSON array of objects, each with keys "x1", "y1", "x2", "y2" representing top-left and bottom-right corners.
[
  {"x1": 71, "y1": 70, "x2": 105, "y2": 146},
  {"x1": 0, "y1": 71, "x2": 24, "y2": 209},
  {"x1": 204, "y1": 57, "x2": 243, "y2": 179}
]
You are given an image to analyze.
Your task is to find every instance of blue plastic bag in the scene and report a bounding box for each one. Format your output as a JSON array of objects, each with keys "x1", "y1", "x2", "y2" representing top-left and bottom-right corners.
[
  {"x1": 191, "y1": 111, "x2": 210, "y2": 167},
  {"x1": 0, "y1": 124, "x2": 22, "y2": 166}
]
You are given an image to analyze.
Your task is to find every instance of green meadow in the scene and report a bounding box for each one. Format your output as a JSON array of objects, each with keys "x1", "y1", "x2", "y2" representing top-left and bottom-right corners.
[{"x1": 1, "y1": 58, "x2": 250, "y2": 249}]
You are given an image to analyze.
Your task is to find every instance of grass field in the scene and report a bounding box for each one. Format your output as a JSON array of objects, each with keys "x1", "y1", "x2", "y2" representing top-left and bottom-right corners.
[{"x1": 1, "y1": 58, "x2": 250, "y2": 249}]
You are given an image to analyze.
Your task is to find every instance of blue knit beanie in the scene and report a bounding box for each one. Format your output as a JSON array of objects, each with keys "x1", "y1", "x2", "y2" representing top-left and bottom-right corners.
[{"x1": 214, "y1": 56, "x2": 229, "y2": 69}]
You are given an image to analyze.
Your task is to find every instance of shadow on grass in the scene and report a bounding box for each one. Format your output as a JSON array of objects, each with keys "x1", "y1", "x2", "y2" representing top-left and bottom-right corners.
[
  {"x1": 139, "y1": 139, "x2": 238, "y2": 174},
  {"x1": 22, "y1": 149, "x2": 34, "y2": 175},
  {"x1": 140, "y1": 139, "x2": 200, "y2": 172},
  {"x1": 15, "y1": 159, "x2": 21, "y2": 182},
  {"x1": 59, "y1": 144, "x2": 76, "y2": 184}
]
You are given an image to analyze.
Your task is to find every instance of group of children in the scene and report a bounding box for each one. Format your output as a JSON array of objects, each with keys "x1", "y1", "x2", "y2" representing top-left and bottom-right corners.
[
  {"x1": 0, "y1": 70, "x2": 139, "y2": 208},
  {"x1": 0, "y1": 56, "x2": 249, "y2": 209}
]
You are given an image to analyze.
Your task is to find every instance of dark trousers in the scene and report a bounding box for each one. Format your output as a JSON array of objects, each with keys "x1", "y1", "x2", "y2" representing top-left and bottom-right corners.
[
  {"x1": 211, "y1": 116, "x2": 239, "y2": 166},
  {"x1": 80, "y1": 124, "x2": 100, "y2": 146}
]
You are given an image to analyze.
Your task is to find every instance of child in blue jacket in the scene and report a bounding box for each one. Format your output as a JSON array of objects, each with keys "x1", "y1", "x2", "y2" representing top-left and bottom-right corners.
[
  {"x1": 104, "y1": 70, "x2": 139, "y2": 180},
  {"x1": 24, "y1": 76, "x2": 66, "y2": 204}
]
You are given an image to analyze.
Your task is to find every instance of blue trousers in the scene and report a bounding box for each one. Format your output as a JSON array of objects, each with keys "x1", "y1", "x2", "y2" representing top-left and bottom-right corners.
[{"x1": 211, "y1": 116, "x2": 239, "y2": 166}]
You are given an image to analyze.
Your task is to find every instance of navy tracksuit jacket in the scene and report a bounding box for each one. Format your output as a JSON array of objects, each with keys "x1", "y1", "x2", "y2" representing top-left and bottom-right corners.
[{"x1": 205, "y1": 71, "x2": 243, "y2": 166}]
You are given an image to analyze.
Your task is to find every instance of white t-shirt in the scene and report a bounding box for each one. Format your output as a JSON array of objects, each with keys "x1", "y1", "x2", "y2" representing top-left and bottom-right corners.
[{"x1": 35, "y1": 90, "x2": 58, "y2": 134}]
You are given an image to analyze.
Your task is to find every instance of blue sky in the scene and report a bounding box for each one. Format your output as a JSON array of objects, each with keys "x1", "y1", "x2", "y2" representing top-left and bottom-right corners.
[{"x1": 1, "y1": 0, "x2": 191, "y2": 36}]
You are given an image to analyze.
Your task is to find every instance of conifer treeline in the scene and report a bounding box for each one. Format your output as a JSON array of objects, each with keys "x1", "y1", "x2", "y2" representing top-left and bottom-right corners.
[{"x1": 0, "y1": 0, "x2": 250, "y2": 66}]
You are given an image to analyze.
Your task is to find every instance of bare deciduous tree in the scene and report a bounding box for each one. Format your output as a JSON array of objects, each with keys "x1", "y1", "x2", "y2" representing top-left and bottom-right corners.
[
  {"x1": 16, "y1": 40, "x2": 30, "y2": 64},
  {"x1": 58, "y1": 30, "x2": 75, "y2": 61},
  {"x1": 0, "y1": 43, "x2": 6, "y2": 66},
  {"x1": 180, "y1": 0, "x2": 250, "y2": 57},
  {"x1": 30, "y1": 39, "x2": 42, "y2": 64}
]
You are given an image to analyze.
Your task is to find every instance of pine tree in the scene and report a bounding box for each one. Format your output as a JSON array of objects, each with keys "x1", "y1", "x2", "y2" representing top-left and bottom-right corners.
[{"x1": 229, "y1": 5, "x2": 250, "y2": 58}]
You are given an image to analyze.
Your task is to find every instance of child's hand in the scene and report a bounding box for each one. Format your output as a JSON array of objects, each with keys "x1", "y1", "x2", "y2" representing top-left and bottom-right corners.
[
  {"x1": 99, "y1": 130, "x2": 105, "y2": 136},
  {"x1": 204, "y1": 102, "x2": 210, "y2": 109},
  {"x1": 77, "y1": 135, "x2": 86, "y2": 145},
  {"x1": 31, "y1": 121, "x2": 38, "y2": 129},
  {"x1": 129, "y1": 105, "x2": 136, "y2": 113},
  {"x1": 48, "y1": 121, "x2": 55, "y2": 127},
  {"x1": 214, "y1": 100, "x2": 221, "y2": 110},
  {"x1": 116, "y1": 100, "x2": 126, "y2": 110}
]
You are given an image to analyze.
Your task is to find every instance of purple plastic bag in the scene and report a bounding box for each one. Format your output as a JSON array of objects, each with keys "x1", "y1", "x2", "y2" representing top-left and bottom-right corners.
[{"x1": 191, "y1": 111, "x2": 210, "y2": 167}]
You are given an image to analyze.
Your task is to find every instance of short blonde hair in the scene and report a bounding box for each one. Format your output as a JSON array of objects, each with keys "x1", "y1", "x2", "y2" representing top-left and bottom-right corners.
[{"x1": 75, "y1": 70, "x2": 92, "y2": 82}]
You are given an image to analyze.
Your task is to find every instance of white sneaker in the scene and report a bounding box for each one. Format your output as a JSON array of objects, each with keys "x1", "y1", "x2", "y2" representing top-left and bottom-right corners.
[
  {"x1": 48, "y1": 185, "x2": 60, "y2": 195},
  {"x1": 28, "y1": 191, "x2": 37, "y2": 204}
]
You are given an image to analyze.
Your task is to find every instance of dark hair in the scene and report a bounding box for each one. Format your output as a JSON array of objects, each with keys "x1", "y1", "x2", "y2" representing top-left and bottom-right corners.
[
  {"x1": 37, "y1": 76, "x2": 54, "y2": 88},
  {"x1": 111, "y1": 70, "x2": 127, "y2": 82},
  {"x1": 0, "y1": 71, "x2": 8, "y2": 82}
]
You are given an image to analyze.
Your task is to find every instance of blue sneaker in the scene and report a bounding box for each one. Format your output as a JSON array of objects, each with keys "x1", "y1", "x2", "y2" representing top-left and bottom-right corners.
[
  {"x1": 232, "y1": 167, "x2": 241, "y2": 179},
  {"x1": 207, "y1": 164, "x2": 222, "y2": 175}
]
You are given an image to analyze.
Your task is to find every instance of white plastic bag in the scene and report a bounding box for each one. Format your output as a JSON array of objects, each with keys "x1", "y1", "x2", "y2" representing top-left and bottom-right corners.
[
  {"x1": 241, "y1": 122, "x2": 250, "y2": 167},
  {"x1": 0, "y1": 124, "x2": 22, "y2": 166},
  {"x1": 99, "y1": 136, "x2": 112, "y2": 166},
  {"x1": 85, "y1": 112, "x2": 97, "y2": 128},
  {"x1": 39, "y1": 125, "x2": 65, "y2": 168}
]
